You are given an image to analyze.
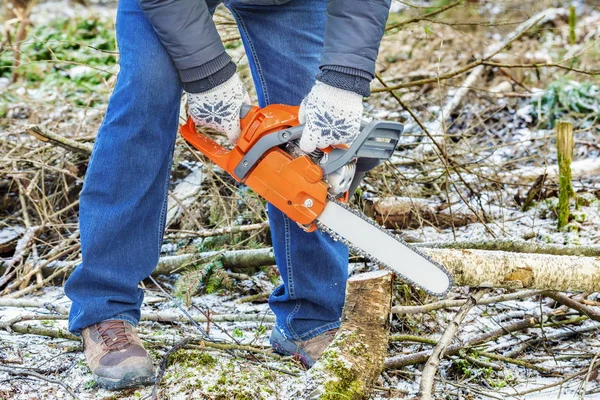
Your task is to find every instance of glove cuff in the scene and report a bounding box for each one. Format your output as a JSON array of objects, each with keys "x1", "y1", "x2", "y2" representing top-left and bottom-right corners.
[
  {"x1": 184, "y1": 61, "x2": 237, "y2": 94},
  {"x1": 316, "y1": 67, "x2": 371, "y2": 97}
]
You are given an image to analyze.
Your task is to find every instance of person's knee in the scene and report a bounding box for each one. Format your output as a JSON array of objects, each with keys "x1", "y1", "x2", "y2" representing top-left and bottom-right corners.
[{"x1": 117, "y1": 49, "x2": 182, "y2": 100}]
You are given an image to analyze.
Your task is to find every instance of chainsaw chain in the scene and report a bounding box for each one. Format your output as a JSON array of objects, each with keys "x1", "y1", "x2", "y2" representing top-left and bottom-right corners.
[{"x1": 316, "y1": 195, "x2": 454, "y2": 297}]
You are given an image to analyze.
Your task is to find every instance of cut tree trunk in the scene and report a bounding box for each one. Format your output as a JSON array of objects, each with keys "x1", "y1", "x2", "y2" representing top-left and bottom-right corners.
[{"x1": 289, "y1": 271, "x2": 393, "y2": 400}]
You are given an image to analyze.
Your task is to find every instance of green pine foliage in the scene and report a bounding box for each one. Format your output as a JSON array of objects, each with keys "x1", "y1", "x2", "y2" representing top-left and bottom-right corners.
[{"x1": 174, "y1": 260, "x2": 233, "y2": 305}]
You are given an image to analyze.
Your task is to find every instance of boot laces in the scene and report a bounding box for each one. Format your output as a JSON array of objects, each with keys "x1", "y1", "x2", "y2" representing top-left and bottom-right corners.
[{"x1": 97, "y1": 321, "x2": 131, "y2": 351}]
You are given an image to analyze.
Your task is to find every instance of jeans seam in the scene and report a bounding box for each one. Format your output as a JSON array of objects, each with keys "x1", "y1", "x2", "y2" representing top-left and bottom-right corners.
[
  {"x1": 286, "y1": 299, "x2": 302, "y2": 339},
  {"x1": 283, "y1": 215, "x2": 294, "y2": 298},
  {"x1": 282, "y1": 214, "x2": 301, "y2": 338},
  {"x1": 228, "y1": 7, "x2": 270, "y2": 105},
  {"x1": 156, "y1": 131, "x2": 177, "y2": 254},
  {"x1": 295, "y1": 321, "x2": 340, "y2": 341}
]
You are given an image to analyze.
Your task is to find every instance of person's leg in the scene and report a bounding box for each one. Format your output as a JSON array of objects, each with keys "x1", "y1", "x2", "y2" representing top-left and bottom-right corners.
[
  {"x1": 64, "y1": 0, "x2": 184, "y2": 334},
  {"x1": 226, "y1": 0, "x2": 349, "y2": 342}
]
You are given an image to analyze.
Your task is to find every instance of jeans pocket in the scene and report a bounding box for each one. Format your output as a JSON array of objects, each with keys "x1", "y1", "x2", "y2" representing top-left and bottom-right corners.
[{"x1": 238, "y1": 0, "x2": 292, "y2": 4}]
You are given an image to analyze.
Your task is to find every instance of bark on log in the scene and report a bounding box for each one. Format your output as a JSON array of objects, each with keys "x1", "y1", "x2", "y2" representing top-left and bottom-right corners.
[
  {"x1": 418, "y1": 239, "x2": 600, "y2": 257},
  {"x1": 426, "y1": 248, "x2": 600, "y2": 292},
  {"x1": 291, "y1": 271, "x2": 393, "y2": 400}
]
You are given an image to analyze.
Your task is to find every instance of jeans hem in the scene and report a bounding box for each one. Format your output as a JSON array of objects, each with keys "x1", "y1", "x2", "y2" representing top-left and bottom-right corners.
[
  {"x1": 105, "y1": 313, "x2": 139, "y2": 328},
  {"x1": 278, "y1": 320, "x2": 341, "y2": 342},
  {"x1": 69, "y1": 313, "x2": 139, "y2": 337}
]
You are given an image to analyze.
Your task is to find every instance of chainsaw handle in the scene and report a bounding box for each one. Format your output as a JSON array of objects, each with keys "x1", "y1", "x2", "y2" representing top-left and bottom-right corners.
[
  {"x1": 233, "y1": 125, "x2": 303, "y2": 180},
  {"x1": 319, "y1": 120, "x2": 403, "y2": 175}
]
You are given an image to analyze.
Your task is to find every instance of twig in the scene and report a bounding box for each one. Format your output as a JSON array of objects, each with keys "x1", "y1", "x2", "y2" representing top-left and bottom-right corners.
[
  {"x1": 543, "y1": 292, "x2": 600, "y2": 323},
  {"x1": 504, "y1": 361, "x2": 600, "y2": 397},
  {"x1": 0, "y1": 365, "x2": 78, "y2": 399},
  {"x1": 166, "y1": 221, "x2": 269, "y2": 238},
  {"x1": 26, "y1": 126, "x2": 93, "y2": 154},
  {"x1": 374, "y1": 9, "x2": 564, "y2": 93},
  {"x1": 386, "y1": 0, "x2": 463, "y2": 31},
  {"x1": 392, "y1": 289, "x2": 542, "y2": 315},
  {"x1": 148, "y1": 337, "x2": 193, "y2": 400},
  {"x1": 419, "y1": 289, "x2": 486, "y2": 399}
]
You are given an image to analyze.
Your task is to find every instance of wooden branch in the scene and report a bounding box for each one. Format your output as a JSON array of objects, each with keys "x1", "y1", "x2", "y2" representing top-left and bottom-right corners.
[
  {"x1": 419, "y1": 290, "x2": 486, "y2": 399},
  {"x1": 293, "y1": 271, "x2": 393, "y2": 399},
  {"x1": 26, "y1": 126, "x2": 93, "y2": 154},
  {"x1": 543, "y1": 292, "x2": 600, "y2": 323},
  {"x1": 154, "y1": 248, "x2": 275, "y2": 274},
  {"x1": 0, "y1": 300, "x2": 275, "y2": 324},
  {"x1": 0, "y1": 365, "x2": 77, "y2": 399},
  {"x1": 417, "y1": 240, "x2": 600, "y2": 257},
  {"x1": 392, "y1": 289, "x2": 542, "y2": 315}
]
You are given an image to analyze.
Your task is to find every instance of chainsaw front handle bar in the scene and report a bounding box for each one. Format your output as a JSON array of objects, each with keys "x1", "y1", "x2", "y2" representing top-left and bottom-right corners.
[{"x1": 235, "y1": 104, "x2": 403, "y2": 180}]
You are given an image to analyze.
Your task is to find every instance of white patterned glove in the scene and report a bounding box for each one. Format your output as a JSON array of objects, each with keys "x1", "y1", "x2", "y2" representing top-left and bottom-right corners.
[
  {"x1": 298, "y1": 81, "x2": 364, "y2": 153},
  {"x1": 187, "y1": 73, "x2": 250, "y2": 143}
]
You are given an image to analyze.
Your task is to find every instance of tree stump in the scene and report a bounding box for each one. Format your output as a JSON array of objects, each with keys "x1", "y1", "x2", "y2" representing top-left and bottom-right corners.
[{"x1": 292, "y1": 270, "x2": 393, "y2": 400}]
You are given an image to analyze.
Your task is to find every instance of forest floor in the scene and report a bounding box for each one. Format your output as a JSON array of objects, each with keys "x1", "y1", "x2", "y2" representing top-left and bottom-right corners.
[{"x1": 2, "y1": 0, "x2": 600, "y2": 399}]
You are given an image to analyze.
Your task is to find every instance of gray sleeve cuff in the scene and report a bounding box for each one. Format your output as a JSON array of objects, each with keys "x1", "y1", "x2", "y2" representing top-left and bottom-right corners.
[
  {"x1": 183, "y1": 61, "x2": 236, "y2": 93},
  {"x1": 316, "y1": 67, "x2": 372, "y2": 97},
  {"x1": 179, "y1": 52, "x2": 233, "y2": 83}
]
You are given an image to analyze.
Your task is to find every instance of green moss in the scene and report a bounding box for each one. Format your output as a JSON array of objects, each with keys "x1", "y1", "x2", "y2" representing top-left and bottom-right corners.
[
  {"x1": 167, "y1": 349, "x2": 217, "y2": 369},
  {"x1": 319, "y1": 351, "x2": 365, "y2": 400}
]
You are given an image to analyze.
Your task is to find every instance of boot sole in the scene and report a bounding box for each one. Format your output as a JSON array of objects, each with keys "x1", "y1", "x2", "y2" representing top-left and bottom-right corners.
[{"x1": 94, "y1": 371, "x2": 155, "y2": 391}]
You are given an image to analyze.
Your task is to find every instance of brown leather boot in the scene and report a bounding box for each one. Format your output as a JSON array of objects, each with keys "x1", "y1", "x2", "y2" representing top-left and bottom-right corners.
[
  {"x1": 81, "y1": 320, "x2": 154, "y2": 390},
  {"x1": 270, "y1": 328, "x2": 337, "y2": 368}
]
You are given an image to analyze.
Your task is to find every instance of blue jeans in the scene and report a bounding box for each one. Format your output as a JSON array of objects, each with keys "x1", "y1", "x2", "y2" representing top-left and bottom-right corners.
[{"x1": 64, "y1": 0, "x2": 348, "y2": 342}]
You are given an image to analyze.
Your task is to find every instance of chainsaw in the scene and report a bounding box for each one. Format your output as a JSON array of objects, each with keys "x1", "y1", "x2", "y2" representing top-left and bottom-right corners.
[{"x1": 180, "y1": 104, "x2": 453, "y2": 296}]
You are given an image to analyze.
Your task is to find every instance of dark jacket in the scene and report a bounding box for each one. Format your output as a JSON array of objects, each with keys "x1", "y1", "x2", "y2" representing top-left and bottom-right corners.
[{"x1": 139, "y1": 0, "x2": 391, "y2": 95}]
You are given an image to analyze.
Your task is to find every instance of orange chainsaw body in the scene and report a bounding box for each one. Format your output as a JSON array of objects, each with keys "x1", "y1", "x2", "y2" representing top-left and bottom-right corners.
[{"x1": 180, "y1": 104, "x2": 328, "y2": 227}]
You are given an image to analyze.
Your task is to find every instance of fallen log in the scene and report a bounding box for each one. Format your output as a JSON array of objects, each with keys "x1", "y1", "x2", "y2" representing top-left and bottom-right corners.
[
  {"x1": 289, "y1": 270, "x2": 393, "y2": 399},
  {"x1": 369, "y1": 197, "x2": 483, "y2": 229},
  {"x1": 3, "y1": 247, "x2": 600, "y2": 292},
  {"x1": 427, "y1": 248, "x2": 600, "y2": 292}
]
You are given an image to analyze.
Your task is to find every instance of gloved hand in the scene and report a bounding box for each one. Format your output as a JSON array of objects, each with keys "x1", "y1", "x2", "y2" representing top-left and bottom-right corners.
[
  {"x1": 187, "y1": 73, "x2": 250, "y2": 143},
  {"x1": 298, "y1": 81, "x2": 364, "y2": 153}
]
